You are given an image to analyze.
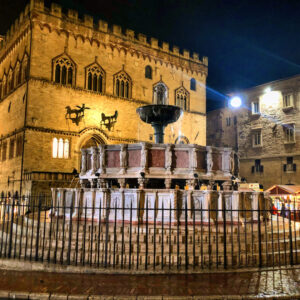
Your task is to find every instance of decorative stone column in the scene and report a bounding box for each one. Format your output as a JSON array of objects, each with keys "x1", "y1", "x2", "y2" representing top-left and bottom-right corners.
[
  {"x1": 165, "y1": 144, "x2": 172, "y2": 174},
  {"x1": 90, "y1": 146, "x2": 98, "y2": 175},
  {"x1": 217, "y1": 191, "x2": 223, "y2": 222},
  {"x1": 202, "y1": 191, "x2": 213, "y2": 223},
  {"x1": 206, "y1": 146, "x2": 213, "y2": 176},
  {"x1": 231, "y1": 191, "x2": 239, "y2": 223},
  {"x1": 73, "y1": 188, "x2": 82, "y2": 219},
  {"x1": 97, "y1": 144, "x2": 106, "y2": 175},
  {"x1": 80, "y1": 149, "x2": 88, "y2": 176},
  {"x1": 119, "y1": 144, "x2": 127, "y2": 175},
  {"x1": 103, "y1": 189, "x2": 111, "y2": 221},
  {"x1": 252, "y1": 192, "x2": 259, "y2": 221},
  {"x1": 186, "y1": 179, "x2": 196, "y2": 219}
]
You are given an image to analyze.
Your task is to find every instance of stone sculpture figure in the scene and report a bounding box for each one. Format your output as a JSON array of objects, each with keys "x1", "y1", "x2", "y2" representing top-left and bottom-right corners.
[
  {"x1": 119, "y1": 144, "x2": 127, "y2": 174},
  {"x1": 192, "y1": 147, "x2": 197, "y2": 170},
  {"x1": 206, "y1": 147, "x2": 213, "y2": 174},
  {"x1": 165, "y1": 144, "x2": 172, "y2": 174},
  {"x1": 98, "y1": 144, "x2": 105, "y2": 174},
  {"x1": 90, "y1": 147, "x2": 98, "y2": 175},
  {"x1": 141, "y1": 143, "x2": 148, "y2": 172}
]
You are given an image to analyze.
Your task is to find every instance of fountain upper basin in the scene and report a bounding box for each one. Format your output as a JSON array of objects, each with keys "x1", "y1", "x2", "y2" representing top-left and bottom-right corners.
[{"x1": 136, "y1": 105, "x2": 183, "y2": 125}]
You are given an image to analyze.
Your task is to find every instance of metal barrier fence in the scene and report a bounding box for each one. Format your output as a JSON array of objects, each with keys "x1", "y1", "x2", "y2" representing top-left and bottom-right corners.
[{"x1": 0, "y1": 195, "x2": 299, "y2": 270}]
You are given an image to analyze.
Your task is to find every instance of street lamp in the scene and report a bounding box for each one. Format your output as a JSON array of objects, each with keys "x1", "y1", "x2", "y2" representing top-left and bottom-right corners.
[{"x1": 229, "y1": 96, "x2": 242, "y2": 108}]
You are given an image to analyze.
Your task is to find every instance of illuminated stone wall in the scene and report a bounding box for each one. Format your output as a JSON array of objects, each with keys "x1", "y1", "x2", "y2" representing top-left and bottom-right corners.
[
  {"x1": 236, "y1": 75, "x2": 300, "y2": 189},
  {"x1": 207, "y1": 107, "x2": 238, "y2": 150},
  {"x1": 0, "y1": 0, "x2": 208, "y2": 194}
]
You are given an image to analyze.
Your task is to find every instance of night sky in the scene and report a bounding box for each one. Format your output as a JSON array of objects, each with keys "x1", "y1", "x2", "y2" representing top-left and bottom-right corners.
[{"x1": 1, "y1": 0, "x2": 300, "y2": 110}]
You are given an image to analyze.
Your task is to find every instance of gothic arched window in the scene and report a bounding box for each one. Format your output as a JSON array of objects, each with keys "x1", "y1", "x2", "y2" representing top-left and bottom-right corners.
[
  {"x1": 8, "y1": 69, "x2": 14, "y2": 92},
  {"x1": 190, "y1": 78, "x2": 196, "y2": 91},
  {"x1": 175, "y1": 86, "x2": 190, "y2": 111},
  {"x1": 145, "y1": 65, "x2": 152, "y2": 79},
  {"x1": 85, "y1": 63, "x2": 105, "y2": 93},
  {"x1": 16, "y1": 136, "x2": 23, "y2": 157},
  {"x1": 114, "y1": 70, "x2": 132, "y2": 99},
  {"x1": 52, "y1": 54, "x2": 75, "y2": 86},
  {"x1": 22, "y1": 55, "x2": 29, "y2": 82},
  {"x1": 153, "y1": 82, "x2": 168, "y2": 104},
  {"x1": 15, "y1": 61, "x2": 21, "y2": 86},
  {"x1": 52, "y1": 137, "x2": 70, "y2": 159}
]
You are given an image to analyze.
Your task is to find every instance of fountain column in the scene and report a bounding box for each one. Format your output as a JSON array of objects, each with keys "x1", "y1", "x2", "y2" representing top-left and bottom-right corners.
[
  {"x1": 97, "y1": 144, "x2": 106, "y2": 175},
  {"x1": 80, "y1": 149, "x2": 88, "y2": 176}
]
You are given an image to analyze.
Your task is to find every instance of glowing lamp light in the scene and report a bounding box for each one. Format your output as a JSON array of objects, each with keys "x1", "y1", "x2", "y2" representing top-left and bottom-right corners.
[
  {"x1": 265, "y1": 87, "x2": 271, "y2": 93},
  {"x1": 229, "y1": 96, "x2": 242, "y2": 108}
]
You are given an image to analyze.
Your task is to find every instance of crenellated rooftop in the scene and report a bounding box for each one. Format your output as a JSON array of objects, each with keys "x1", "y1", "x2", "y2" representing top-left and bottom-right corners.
[{"x1": 0, "y1": 0, "x2": 208, "y2": 70}]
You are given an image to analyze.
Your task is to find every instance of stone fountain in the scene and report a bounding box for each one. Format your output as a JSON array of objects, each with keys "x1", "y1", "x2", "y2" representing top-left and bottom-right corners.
[{"x1": 51, "y1": 101, "x2": 264, "y2": 225}]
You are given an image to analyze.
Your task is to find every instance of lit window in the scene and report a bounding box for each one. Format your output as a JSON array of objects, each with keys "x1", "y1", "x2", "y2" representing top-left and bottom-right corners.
[
  {"x1": 58, "y1": 138, "x2": 64, "y2": 158},
  {"x1": 64, "y1": 139, "x2": 69, "y2": 159},
  {"x1": 86, "y1": 63, "x2": 105, "y2": 93},
  {"x1": 190, "y1": 78, "x2": 196, "y2": 91},
  {"x1": 53, "y1": 138, "x2": 70, "y2": 159},
  {"x1": 52, "y1": 55, "x2": 75, "y2": 86},
  {"x1": 283, "y1": 124, "x2": 295, "y2": 143},
  {"x1": 175, "y1": 86, "x2": 189, "y2": 111},
  {"x1": 114, "y1": 70, "x2": 131, "y2": 98},
  {"x1": 153, "y1": 82, "x2": 168, "y2": 104},
  {"x1": 251, "y1": 100, "x2": 260, "y2": 114},
  {"x1": 145, "y1": 65, "x2": 152, "y2": 79},
  {"x1": 283, "y1": 94, "x2": 293, "y2": 108},
  {"x1": 252, "y1": 130, "x2": 262, "y2": 147},
  {"x1": 52, "y1": 138, "x2": 58, "y2": 158}
]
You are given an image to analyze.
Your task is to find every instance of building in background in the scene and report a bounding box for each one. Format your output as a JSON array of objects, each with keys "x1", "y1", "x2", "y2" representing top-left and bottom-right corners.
[
  {"x1": 207, "y1": 107, "x2": 238, "y2": 150},
  {"x1": 0, "y1": 0, "x2": 208, "y2": 196},
  {"x1": 207, "y1": 75, "x2": 300, "y2": 189}
]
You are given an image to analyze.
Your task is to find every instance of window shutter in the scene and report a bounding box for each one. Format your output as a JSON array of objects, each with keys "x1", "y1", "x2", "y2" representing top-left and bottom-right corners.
[
  {"x1": 260, "y1": 165, "x2": 264, "y2": 173},
  {"x1": 283, "y1": 164, "x2": 287, "y2": 172},
  {"x1": 251, "y1": 166, "x2": 255, "y2": 173},
  {"x1": 293, "y1": 164, "x2": 297, "y2": 172}
]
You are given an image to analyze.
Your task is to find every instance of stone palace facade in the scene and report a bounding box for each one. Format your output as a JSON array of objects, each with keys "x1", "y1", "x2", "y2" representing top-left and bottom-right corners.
[{"x1": 0, "y1": 0, "x2": 208, "y2": 195}]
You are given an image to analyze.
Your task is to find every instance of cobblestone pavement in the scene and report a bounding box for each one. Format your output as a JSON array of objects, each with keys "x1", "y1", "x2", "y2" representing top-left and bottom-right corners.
[{"x1": 0, "y1": 267, "x2": 299, "y2": 299}]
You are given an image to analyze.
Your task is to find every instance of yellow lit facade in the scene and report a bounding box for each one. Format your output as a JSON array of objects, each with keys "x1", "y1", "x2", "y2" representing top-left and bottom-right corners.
[{"x1": 0, "y1": 0, "x2": 208, "y2": 195}]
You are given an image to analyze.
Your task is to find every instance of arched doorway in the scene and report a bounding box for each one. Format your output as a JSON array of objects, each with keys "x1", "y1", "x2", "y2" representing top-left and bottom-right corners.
[
  {"x1": 76, "y1": 130, "x2": 107, "y2": 172},
  {"x1": 81, "y1": 136, "x2": 104, "y2": 149}
]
